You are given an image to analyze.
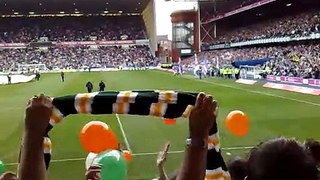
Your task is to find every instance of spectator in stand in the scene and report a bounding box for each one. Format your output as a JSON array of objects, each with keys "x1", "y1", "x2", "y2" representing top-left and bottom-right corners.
[
  {"x1": 0, "y1": 45, "x2": 155, "y2": 72},
  {"x1": 212, "y1": 9, "x2": 320, "y2": 44},
  {"x1": 182, "y1": 43, "x2": 320, "y2": 79},
  {"x1": 0, "y1": 16, "x2": 146, "y2": 43}
]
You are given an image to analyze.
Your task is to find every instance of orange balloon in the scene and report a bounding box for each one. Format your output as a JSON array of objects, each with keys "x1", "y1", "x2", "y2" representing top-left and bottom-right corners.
[
  {"x1": 225, "y1": 110, "x2": 249, "y2": 137},
  {"x1": 164, "y1": 118, "x2": 176, "y2": 125},
  {"x1": 80, "y1": 121, "x2": 119, "y2": 154},
  {"x1": 122, "y1": 150, "x2": 132, "y2": 163}
]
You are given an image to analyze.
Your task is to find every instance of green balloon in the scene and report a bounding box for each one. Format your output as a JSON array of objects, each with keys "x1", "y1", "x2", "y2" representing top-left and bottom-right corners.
[
  {"x1": 0, "y1": 160, "x2": 5, "y2": 175},
  {"x1": 93, "y1": 150, "x2": 127, "y2": 180}
]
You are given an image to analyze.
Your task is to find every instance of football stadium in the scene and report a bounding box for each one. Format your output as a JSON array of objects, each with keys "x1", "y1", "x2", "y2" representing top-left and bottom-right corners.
[{"x1": 0, "y1": 0, "x2": 320, "y2": 180}]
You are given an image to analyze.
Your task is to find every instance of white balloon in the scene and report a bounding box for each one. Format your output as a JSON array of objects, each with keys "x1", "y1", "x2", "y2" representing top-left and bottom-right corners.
[{"x1": 85, "y1": 152, "x2": 97, "y2": 170}]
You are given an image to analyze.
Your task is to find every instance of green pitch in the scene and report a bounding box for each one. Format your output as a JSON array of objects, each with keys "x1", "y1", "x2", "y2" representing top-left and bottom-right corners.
[{"x1": 0, "y1": 70, "x2": 320, "y2": 179}]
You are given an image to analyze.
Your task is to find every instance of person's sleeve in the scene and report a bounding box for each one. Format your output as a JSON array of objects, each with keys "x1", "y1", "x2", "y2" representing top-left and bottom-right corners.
[{"x1": 205, "y1": 124, "x2": 230, "y2": 180}]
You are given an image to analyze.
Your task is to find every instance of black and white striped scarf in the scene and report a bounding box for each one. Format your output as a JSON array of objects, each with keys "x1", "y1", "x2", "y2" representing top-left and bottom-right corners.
[{"x1": 39, "y1": 90, "x2": 229, "y2": 179}]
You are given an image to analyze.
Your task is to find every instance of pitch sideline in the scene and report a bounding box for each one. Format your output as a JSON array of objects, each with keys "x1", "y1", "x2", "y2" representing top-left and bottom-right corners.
[
  {"x1": 184, "y1": 75, "x2": 320, "y2": 107},
  {"x1": 5, "y1": 146, "x2": 253, "y2": 166}
]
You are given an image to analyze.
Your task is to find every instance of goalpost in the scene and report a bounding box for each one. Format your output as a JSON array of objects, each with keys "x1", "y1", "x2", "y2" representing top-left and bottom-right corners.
[
  {"x1": 239, "y1": 65, "x2": 264, "y2": 79},
  {"x1": 17, "y1": 64, "x2": 47, "y2": 73}
]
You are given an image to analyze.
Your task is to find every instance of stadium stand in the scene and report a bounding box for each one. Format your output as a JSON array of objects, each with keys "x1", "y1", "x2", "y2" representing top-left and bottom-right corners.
[
  {"x1": 0, "y1": 0, "x2": 157, "y2": 73},
  {"x1": 214, "y1": 9, "x2": 320, "y2": 44},
  {"x1": 0, "y1": 45, "x2": 155, "y2": 72},
  {"x1": 193, "y1": 0, "x2": 320, "y2": 79},
  {"x1": 0, "y1": 13, "x2": 155, "y2": 72},
  {"x1": 184, "y1": 43, "x2": 320, "y2": 78},
  {"x1": 200, "y1": 0, "x2": 320, "y2": 43},
  {"x1": 0, "y1": 16, "x2": 147, "y2": 43}
]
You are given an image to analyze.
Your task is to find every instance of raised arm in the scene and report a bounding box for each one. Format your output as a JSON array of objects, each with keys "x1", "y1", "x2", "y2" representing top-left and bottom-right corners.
[
  {"x1": 157, "y1": 143, "x2": 170, "y2": 180},
  {"x1": 18, "y1": 94, "x2": 52, "y2": 180},
  {"x1": 177, "y1": 93, "x2": 217, "y2": 180}
]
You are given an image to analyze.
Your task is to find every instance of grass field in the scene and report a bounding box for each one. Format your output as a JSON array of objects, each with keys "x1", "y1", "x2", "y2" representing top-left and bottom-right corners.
[{"x1": 1, "y1": 70, "x2": 320, "y2": 180}]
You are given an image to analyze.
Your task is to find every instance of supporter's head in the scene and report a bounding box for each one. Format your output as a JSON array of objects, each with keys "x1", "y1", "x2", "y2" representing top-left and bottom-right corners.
[
  {"x1": 247, "y1": 137, "x2": 317, "y2": 180},
  {"x1": 227, "y1": 156, "x2": 247, "y2": 180},
  {"x1": 304, "y1": 139, "x2": 320, "y2": 165}
]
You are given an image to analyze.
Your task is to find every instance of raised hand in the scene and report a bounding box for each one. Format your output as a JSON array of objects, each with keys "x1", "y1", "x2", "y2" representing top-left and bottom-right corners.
[
  {"x1": 157, "y1": 142, "x2": 170, "y2": 167},
  {"x1": 25, "y1": 94, "x2": 53, "y2": 137},
  {"x1": 189, "y1": 93, "x2": 217, "y2": 139}
]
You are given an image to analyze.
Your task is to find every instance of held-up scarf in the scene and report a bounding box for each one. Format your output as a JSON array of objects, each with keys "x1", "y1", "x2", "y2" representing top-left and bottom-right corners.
[{"x1": 29, "y1": 90, "x2": 230, "y2": 179}]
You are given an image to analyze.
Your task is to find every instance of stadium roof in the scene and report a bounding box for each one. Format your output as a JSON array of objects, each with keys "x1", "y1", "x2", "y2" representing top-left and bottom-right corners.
[
  {"x1": 0, "y1": 0, "x2": 150, "y2": 15},
  {"x1": 200, "y1": 0, "x2": 318, "y2": 18}
]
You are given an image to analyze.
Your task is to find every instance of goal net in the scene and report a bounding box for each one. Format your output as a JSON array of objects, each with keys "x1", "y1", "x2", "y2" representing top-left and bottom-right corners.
[
  {"x1": 239, "y1": 65, "x2": 264, "y2": 79},
  {"x1": 17, "y1": 64, "x2": 47, "y2": 74}
]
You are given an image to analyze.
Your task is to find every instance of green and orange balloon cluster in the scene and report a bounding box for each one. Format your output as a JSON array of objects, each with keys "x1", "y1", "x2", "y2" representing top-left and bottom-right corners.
[{"x1": 80, "y1": 121, "x2": 132, "y2": 180}]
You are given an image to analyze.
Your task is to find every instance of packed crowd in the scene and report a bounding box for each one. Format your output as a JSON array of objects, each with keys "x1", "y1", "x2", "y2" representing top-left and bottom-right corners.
[
  {"x1": 0, "y1": 16, "x2": 146, "y2": 43},
  {"x1": 183, "y1": 43, "x2": 320, "y2": 79},
  {"x1": 214, "y1": 9, "x2": 320, "y2": 44},
  {"x1": 266, "y1": 44, "x2": 320, "y2": 79},
  {"x1": 1, "y1": 93, "x2": 320, "y2": 180},
  {"x1": 0, "y1": 45, "x2": 155, "y2": 72}
]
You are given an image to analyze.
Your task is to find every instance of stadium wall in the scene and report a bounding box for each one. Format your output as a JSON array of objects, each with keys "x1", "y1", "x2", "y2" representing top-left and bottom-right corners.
[{"x1": 142, "y1": 0, "x2": 157, "y2": 56}]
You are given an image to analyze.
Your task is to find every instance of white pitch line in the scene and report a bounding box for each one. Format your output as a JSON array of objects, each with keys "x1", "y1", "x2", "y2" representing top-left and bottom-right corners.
[
  {"x1": 115, "y1": 114, "x2": 132, "y2": 152},
  {"x1": 132, "y1": 150, "x2": 183, "y2": 156},
  {"x1": 5, "y1": 146, "x2": 254, "y2": 166},
  {"x1": 222, "y1": 146, "x2": 253, "y2": 150},
  {"x1": 131, "y1": 146, "x2": 254, "y2": 156},
  {"x1": 185, "y1": 76, "x2": 320, "y2": 107}
]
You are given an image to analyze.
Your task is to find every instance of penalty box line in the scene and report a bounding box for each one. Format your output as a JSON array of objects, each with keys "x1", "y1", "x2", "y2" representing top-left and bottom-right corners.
[
  {"x1": 5, "y1": 146, "x2": 253, "y2": 166},
  {"x1": 115, "y1": 114, "x2": 132, "y2": 153}
]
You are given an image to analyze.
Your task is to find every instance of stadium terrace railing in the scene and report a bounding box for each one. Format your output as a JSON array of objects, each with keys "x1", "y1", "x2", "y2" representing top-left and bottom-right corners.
[
  {"x1": 0, "y1": 39, "x2": 150, "y2": 49},
  {"x1": 267, "y1": 75, "x2": 320, "y2": 87},
  {"x1": 203, "y1": 33, "x2": 320, "y2": 51}
]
